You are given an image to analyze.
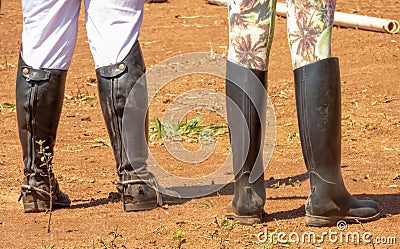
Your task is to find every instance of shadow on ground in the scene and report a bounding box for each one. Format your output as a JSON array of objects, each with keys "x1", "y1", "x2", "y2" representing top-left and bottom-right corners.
[{"x1": 66, "y1": 171, "x2": 399, "y2": 221}]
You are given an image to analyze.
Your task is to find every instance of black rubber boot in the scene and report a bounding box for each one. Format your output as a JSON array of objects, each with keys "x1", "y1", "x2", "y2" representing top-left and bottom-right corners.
[
  {"x1": 225, "y1": 60, "x2": 268, "y2": 225},
  {"x1": 16, "y1": 54, "x2": 71, "y2": 212},
  {"x1": 96, "y1": 41, "x2": 181, "y2": 211},
  {"x1": 294, "y1": 57, "x2": 381, "y2": 227}
]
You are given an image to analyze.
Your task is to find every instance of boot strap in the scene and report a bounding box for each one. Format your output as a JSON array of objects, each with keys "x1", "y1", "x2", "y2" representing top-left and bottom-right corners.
[
  {"x1": 18, "y1": 184, "x2": 51, "y2": 201},
  {"x1": 21, "y1": 66, "x2": 51, "y2": 81},
  {"x1": 97, "y1": 62, "x2": 127, "y2": 78},
  {"x1": 113, "y1": 178, "x2": 163, "y2": 207}
]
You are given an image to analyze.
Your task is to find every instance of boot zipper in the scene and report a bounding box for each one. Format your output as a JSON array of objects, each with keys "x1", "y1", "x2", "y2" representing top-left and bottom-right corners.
[
  {"x1": 110, "y1": 79, "x2": 124, "y2": 165},
  {"x1": 28, "y1": 83, "x2": 38, "y2": 170}
]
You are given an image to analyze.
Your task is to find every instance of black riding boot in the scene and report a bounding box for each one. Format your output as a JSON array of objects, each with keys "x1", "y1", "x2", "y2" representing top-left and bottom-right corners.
[
  {"x1": 16, "y1": 55, "x2": 71, "y2": 212},
  {"x1": 225, "y1": 60, "x2": 268, "y2": 225},
  {"x1": 294, "y1": 57, "x2": 381, "y2": 226},
  {"x1": 96, "y1": 41, "x2": 181, "y2": 211}
]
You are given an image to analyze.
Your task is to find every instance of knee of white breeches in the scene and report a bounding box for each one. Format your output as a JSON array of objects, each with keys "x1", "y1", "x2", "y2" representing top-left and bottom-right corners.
[{"x1": 21, "y1": 0, "x2": 81, "y2": 70}]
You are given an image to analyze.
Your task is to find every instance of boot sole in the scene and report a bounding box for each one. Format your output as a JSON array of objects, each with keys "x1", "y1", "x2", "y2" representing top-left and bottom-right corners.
[
  {"x1": 225, "y1": 212, "x2": 263, "y2": 225},
  {"x1": 23, "y1": 200, "x2": 50, "y2": 213},
  {"x1": 123, "y1": 198, "x2": 185, "y2": 212},
  {"x1": 23, "y1": 200, "x2": 70, "y2": 213},
  {"x1": 121, "y1": 189, "x2": 184, "y2": 211},
  {"x1": 225, "y1": 204, "x2": 265, "y2": 225},
  {"x1": 305, "y1": 212, "x2": 382, "y2": 227},
  {"x1": 123, "y1": 201, "x2": 158, "y2": 212}
]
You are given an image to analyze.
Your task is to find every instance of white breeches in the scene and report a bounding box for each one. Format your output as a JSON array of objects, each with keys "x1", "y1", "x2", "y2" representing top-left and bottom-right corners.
[{"x1": 21, "y1": 0, "x2": 145, "y2": 70}]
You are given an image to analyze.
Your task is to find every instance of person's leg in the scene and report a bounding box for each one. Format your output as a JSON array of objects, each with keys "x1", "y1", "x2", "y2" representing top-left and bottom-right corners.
[
  {"x1": 287, "y1": 0, "x2": 335, "y2": 69},
  {"x1": 225, "y1": 0, "x2": 276, "y2": 225},
  {"x1": 287, "y1": 0, "x2": 380, "y2": 226},
  {"x1": 85, "y1": 0, "x2": 181, "y2": 211},
  {"x1": 21, "y1": 0, "x2": 80, "y2": 70},
  {"x1": 17, "y1": 0, "x2": 80, "y2": 212}
]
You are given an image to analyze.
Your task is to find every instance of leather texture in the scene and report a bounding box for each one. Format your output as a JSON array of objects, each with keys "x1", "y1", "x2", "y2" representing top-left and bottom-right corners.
[
  {"x1": 96, "y1": 40, "x2": 149, "y2": 179},
  {"x1": 96, "y1": 41, "x2": 182, "y2": 211},
  {"x1": 225, "y1": 59, "x2": 268, "y2": 218},
  {"x1": 294, "y1": 57, "x2": 380, "y2": 223},
  {"x1": 16, "y1": 54, "x2": 71, "y2": 211}
]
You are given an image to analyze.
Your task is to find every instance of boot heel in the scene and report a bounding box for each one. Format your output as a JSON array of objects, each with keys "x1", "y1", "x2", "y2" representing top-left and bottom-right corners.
[
  {"x1": 226, "y1": 213, "x2": 262, "y2": 226},
  {"x1": 123, "y1": 201, "x2": 158, "y2": 212},
  {"x1": 226, "y1": 203, "x2": 265, "y2": 225},
  {"x1": 122, "y1": 194, "x2": 157, "y2": 211},
  {"x1": 20, "y1": 186, "x2": 50, "y2": 212},
  {"x1": 23, "y1": 200, "x2": 50, "y2": 213},
  {"x1": 305, "y1": 214, "x2": 338, "y2": 227}
]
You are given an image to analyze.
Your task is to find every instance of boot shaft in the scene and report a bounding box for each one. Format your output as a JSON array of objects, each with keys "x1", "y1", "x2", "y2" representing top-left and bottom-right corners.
[
  {"x1": 226, "y1": 59, "x2": 268, "y2": 180},
  {"x1": 96, "y1": 41, "x2": 149, "y2": 179},
  {"x1": 294, "y1": 58, "x2": 381, "y2": 224},
  {"x1": 225, "y1": 60, "x2": 268, "y2": 217},
  {"x1": 294, "y1": 57, "x2": 342, "y2": 181},
  {"x1": 16, "y1": 54, "x2": 67, "y2": 175}
]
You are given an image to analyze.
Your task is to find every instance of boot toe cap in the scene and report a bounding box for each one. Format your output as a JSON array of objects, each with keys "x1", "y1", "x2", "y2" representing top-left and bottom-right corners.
[{"x1": 347, "y1": 199, "x2": 381, "y2": 220}]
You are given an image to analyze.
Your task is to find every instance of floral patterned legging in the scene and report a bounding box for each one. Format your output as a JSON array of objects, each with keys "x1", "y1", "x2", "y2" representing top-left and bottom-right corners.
[{"x1": 228, "y1": 0, "x2": 336, "y2": 70}]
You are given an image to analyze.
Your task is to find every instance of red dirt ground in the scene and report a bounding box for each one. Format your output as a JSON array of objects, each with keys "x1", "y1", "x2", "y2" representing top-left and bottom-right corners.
[{"x1": 0, "y1": 0, "x2": 399, "y2": 248}]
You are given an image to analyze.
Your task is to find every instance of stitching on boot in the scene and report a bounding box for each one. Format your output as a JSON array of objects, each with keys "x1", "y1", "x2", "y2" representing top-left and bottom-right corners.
[{"x1": 309, "y1": 171, "x2": 336, "y2": 185}]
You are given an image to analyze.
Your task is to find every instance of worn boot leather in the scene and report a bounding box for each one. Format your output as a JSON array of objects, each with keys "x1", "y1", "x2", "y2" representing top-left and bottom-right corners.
[
  {"x1": 16, "y1": 54, "x2": 70, "y2": 212},
  {"x1": 96, "y1": 41, "x2": 182, "y2": 211},
  {"x1": 225, "y1": 60, "x2": 268, "y2": 225},
  {"x1": 294, "y1": 57, "x2": 381, "y2": 226}
]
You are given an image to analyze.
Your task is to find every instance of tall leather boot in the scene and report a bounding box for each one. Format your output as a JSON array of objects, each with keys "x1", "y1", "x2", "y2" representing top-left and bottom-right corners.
[
  {"x1": 96, "y1": 40, "x2": 181, "y2": 211},
  {"x1": 16, "y1": 55, "x2": 71, "y2": 212},
  {"x1": 225, "y1": 60, "x2": 268, "y2": 225},
  {"x1": 294, "y1": 57, "x2": 381, "y2": 226}
]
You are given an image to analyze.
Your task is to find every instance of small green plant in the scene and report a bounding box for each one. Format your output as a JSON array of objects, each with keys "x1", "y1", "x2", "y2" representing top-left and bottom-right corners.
[
  {"x1": 65, "y1": 94, "x2": 96, "y2": 107},
  {"x1": 199, "y1": 200, "x2": 212, "y2": 208},
  {"x1": 270, "y1": 181, "x2": 285, "y2": 189},
  {"x1": 41, "y1": 244, "x2": 55, "y2": 249},
  {"x1": 36, "y1": 140, "x2": 53, "y2": 233},
  {"x1": 80, "y1": 96, "x2": 96, "y2": 107},
  {"x1": 289, "y1": 178, "x2": 301, "y2": 187},
  {"x1": 0, "y1": 102, "x2": 16, "y2": 112},
  {"x1": 64, "y1": 84, "x2": 96, "y2": 107},
  {"x1": 211, "y1": 217, "x2": 238, "y2": 249},
  {"x1": 149, "y1": 116, "x2": 227, "y2": 143},
  {"x1": 93, "y1": 226, "x2": 127, "y2": 249},
  {"x1": 172, "y1": 230, "x2": 187, "y2": 249},
  {"x1": 87, "y1": 138, "x2": 111, "y2": 147},
  {"x1": 287, "y1": 131, "x2": 300, "y2": 140},
  {"x1": 220, "y1": 218, "x2": 238, "y2": 230},
  {"x1": 342, "y1": 115, "x2": 356, "y2": 126}
]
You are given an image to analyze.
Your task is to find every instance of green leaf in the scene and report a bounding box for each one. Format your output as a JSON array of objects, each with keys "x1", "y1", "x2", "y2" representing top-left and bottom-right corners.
[
  {"x1": 149, "y1": 116, "x2": 227, "y2": 142},
  {"x1": 0, "y1": 102, "x2": 16, "y2": 112}
]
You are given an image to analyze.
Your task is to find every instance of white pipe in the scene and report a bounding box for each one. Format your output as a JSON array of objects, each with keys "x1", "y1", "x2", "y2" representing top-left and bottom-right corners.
[
  {"x1": 276, "y1": 2, "x2": 399, "y2": 34},
  {"x1": 206, "y1": 0, "x2": 400, "y2": 34}
]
